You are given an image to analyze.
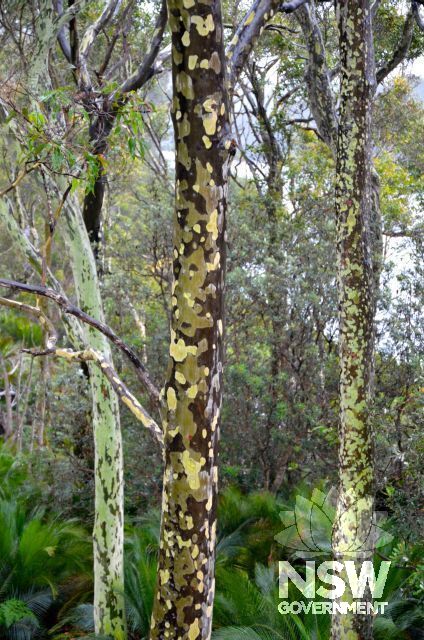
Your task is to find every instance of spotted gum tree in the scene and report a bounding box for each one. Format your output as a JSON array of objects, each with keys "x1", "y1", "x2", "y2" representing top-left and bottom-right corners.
[
  {"x1": 148, "y1": 0, "x2": 232, "y2": 636},
  {"x1": 332, "y1": 1, "x2": 375, "y2": 638}
]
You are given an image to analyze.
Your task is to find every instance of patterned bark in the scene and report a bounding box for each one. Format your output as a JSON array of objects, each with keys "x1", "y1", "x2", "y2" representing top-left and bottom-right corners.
[
  {"x1": 332, "y1": 2, "x2": 376, "y2": 639},
  {"x1": 149, "y1": 0, "x2": 232, "y2": 637},
  {"x1": 63, "y1": 195, "x2": 126, "y2": 640},
  {"x1": 17, "y1": 10, "x2": 127, "y2": 634}
]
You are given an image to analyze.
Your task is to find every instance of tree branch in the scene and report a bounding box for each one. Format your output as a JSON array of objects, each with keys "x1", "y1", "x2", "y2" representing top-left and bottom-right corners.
[
  {"x1": 295, "y1": 0, "x2": 338, "y2": 152},
  {"x1": 54, "y1": 0, "x2": 72, "y2": 62},
  {"x1": 280, "y1": 0, "x2": 309, "y2": 11},
  {"x1": 24, "y1": 346, "x2": 164, "y2": 447},
  {"x1": 0, "y1": 278, "x2": 161, "y2": 408},
  {"x1": 0, "y1": 297, "x2": 57, "y2": 349},
  {"x1": 413, "y1": 0, "x2": 424, "y2": 31},
  {"x1": 0, "y1": 162, "x2": 41, "y2": 198},
  {"x1": 78, "y1": 0, "x2": 121, "y2": 91},
  {"x1": 376, "y1": 9, "x2": 415, "y2": 83},
  {"x1": 0, "y1": 198, "x2": 85, "y2": 346},
  {"x1": 227, "y1": 0, "x2": 282, "y2": 86},
  {"x1": 118, "y1": 0, "x2": 168, "y2": 94}
]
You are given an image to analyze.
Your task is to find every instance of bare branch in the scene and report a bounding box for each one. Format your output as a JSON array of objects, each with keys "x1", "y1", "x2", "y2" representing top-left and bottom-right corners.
[
  {"x1": 413, "y1": 0, "x2": 424, "y2": 31},
  {"x1": 0, "y1": 297, "x2": 57, "y2": 349},
  {"x1": 0, "y1": 278, "x2": 161, "y2": 408},
  {"x1": 376, "y1": 9, "x2": 415, "y2": 83},
  {"x1": 280, "y1": 0, "x2": 309, "y2": 12},
  {"x1": 54, "y1": 0, "x2": 72, "y2": 62},
  {"x1": 227, "y1": 0, "x2": 282, "y2": 86},
  {"x1": 295, "y1": 0, "x2": 338, "y2": 152},
  {"x1": 118, "y1": 0, "x2": 168, "y2": 94},
  {"x1": 24, "y1": 346, "x2": 164, "y2": 447},
  {"x1": 0, "y1": 162, "x2": 41, "y2": 198},
  {"x1": 78, "y1": 0, "x2": 121, "y2": 91}
]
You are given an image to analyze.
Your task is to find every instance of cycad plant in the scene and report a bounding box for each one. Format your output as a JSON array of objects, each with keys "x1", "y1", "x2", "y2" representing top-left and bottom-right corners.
[
  {"x1": 373, "y1": 539, "x2": 424, "y2": 639},
  {"x1": 124, "y1": 516, "x2": 160, "y2": 639},
  {"x1": 213, "y1": 564, "x2": 330, "y2": 640},
  {"x1": 216, "y1": 486, "x2": 288, "y2": 570},
  {"x1": 0, "y1": 497, "x2": 91, "y2": 639},
  {"x1": 51, "y1": 511, "x2": 162, "y2": 640}
]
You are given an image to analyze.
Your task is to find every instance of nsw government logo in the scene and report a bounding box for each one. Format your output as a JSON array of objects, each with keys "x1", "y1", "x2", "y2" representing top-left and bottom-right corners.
[{"x1": 274, "y1": 488, "x2": 393, "y2": 616}]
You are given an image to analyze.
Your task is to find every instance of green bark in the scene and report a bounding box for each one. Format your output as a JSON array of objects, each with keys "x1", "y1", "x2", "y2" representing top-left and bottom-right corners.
[
  {"x1": 149, "y1": 0, "x2": 232, "y2": 637},
  {"x1": 63, "y1": 195, "x2": 126, "y2": 640},
  {"x1": 332, "y1": 2, "x2": 376, "y2": 639}
]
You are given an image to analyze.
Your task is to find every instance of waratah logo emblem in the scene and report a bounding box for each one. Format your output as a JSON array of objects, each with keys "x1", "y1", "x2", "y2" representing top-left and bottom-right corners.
[{"x1": 274, "y1": 487, "x2": 393, "y2": 559}]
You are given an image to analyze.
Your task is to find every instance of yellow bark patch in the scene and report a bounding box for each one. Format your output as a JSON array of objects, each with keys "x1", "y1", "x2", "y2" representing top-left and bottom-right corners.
[
  {"x1": 170, "y1": 337, "x2": 197, "y2": 361},
  {"x1": 188, "y1": 619, "x2": 200, "y2": 640},
  {"x1": 206, "y1": 209, "x2": 218, "y2": 240},
  {"x1": 175, "y1": 371, "x2": 186, "y2": 385},
  {"x1": 182, "y1": 31, "x2": 191, "y2": 47},
  {"x1": 181, "y1": 451, "x2": 202, "y2": 490},
  {"x1": 207, "y1": 251, "x2": 220, "y2": 271},
  {"x1": 166, "y1": 387, "x2": 177, "y2": 411},
  {"x1": 245, "y1": 11, "x2": 255, "y2": 25},
  {"x1": 192, "y1": 14, "x2": 214, "y2": 36},
  {"x1": 187, "y1": 384, "x2": 198, "y2": 398},
  {"x1": 203, "y1": 113, "x2": 217, "y2": 136},
  {"x1": 188, "y1": 55, "x2": 198, "y2": 70},
  {"x1": 160, "y1": 569, "x2": 170, "y2": 584},
  {"x1": 176, "y1": 71, "x2": 194, "y2": 99}
]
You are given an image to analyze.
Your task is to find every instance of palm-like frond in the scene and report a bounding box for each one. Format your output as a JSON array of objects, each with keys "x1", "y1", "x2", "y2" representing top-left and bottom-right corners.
[{"x1": 0, "y1": 499, "x2": 90, "y2": 596}]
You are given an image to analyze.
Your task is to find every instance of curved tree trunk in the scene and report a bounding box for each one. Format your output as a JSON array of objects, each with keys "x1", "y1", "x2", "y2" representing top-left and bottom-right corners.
[
  {"x1": 331, "y1": 1, "x2": 376, "y2": 639},
  {"x1": 149, "y1": 0, "x2": 233, "y2": 637}
]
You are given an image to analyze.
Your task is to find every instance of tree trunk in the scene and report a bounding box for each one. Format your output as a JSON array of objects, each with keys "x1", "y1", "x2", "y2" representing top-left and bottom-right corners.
[
  {"x1": 331, "y1": 2, "x2": 376, "y2": 639},
  {"x1": 63, "y1": 194, "x2": 126, "y2": 640},
  {"x1": 150, "y1": 0, "x2": 232, "y2": 637},
  {"x1": 0, "y1": 355, "x2": 13, "y2": 439},
  {"x1": 5, "y1": 6, "x2": 128, "y2": 634}
]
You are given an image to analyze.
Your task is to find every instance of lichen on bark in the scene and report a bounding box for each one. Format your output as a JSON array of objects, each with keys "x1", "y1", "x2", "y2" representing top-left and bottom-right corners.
[
  {"x1": 149, "y1": 0, "x2": 233, "y2": 637},
  {"x1": 63, "y1": 194, "x2": 126, "y2": 640},
  {"x1": 332, "y1": 2, "x2": 376, "y2": 639}
]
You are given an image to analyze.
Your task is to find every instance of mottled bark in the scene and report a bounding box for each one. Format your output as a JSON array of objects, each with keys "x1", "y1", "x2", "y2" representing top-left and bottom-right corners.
[
  {"x1": 295, "y1": 1, "x2": 338, "y2": 151},
  {"x1": 22, "y1": 4, "x2": 128, "y2": 621},
  {"x1": 149, "y1": 0, "x2": 233, "y2": 637},
  {"x1": 332, "y1": 2, "x2": 376, "y2": 639},
  {"x1": 62, "y1": 195, "x2": 126, "y2": 640}
]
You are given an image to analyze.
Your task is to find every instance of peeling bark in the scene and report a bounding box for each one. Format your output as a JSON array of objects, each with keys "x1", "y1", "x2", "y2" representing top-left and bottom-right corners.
[
  {"x1": 149, "y1": 0, "x2": 233, "y2": 637},
  {"x1": 332, "y1": 2, "x2": 376, "y2": 639}
]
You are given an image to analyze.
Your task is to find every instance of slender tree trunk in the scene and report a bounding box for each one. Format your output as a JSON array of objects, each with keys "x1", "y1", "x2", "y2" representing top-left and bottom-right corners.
[
  {"x1": 36, "y1": 356, "x2": 48, "y2": 447},
  {"x1": 63, "y1": 194, "x2": 126, "y2": 640},
  {"x1": 150, "y1": 0, "x2": 233, "y2": 637},
  {"x1": 331, "y1": 2, "x2": 376, "y2": 639},
  {"x1": 0, "y1": 355, "x2": 13, "y2": 439}
]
